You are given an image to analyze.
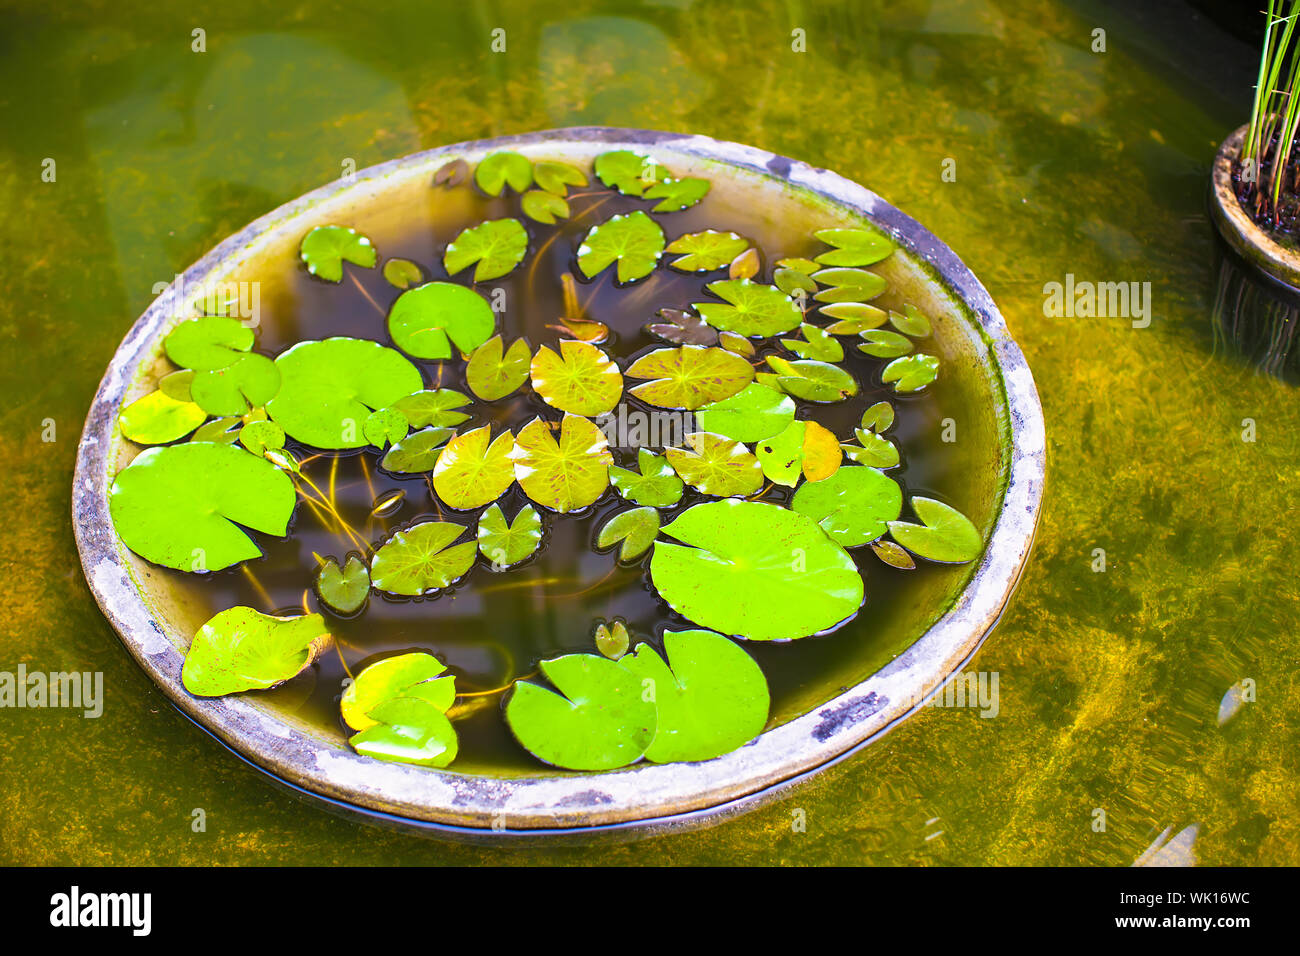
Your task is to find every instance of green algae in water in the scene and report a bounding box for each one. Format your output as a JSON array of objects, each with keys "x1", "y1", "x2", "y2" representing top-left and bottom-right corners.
[{"x1": 108, "y1": 148, "x2": 988, "y2": 774}]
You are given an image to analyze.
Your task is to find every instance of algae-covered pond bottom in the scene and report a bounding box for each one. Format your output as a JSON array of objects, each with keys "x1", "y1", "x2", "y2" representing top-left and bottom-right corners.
[{"x1": 3, "y1": 0, "x2": 1298, "y2": 864}]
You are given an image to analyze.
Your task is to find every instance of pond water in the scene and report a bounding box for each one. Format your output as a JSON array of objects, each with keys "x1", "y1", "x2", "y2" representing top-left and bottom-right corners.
[{"x1": 3, "y1": 0, "x2": 1296, "y2": 864}]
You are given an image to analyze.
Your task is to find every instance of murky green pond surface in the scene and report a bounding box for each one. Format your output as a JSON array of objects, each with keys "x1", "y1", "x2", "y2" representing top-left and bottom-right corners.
[{"x1": 3, "y1": 0, "x2": 1296, "y2": 865}]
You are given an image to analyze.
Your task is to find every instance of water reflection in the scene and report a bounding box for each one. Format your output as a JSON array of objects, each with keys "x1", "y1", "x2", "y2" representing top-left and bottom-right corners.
[{"x1": 1209, "y1": 236, "x2": 1300, "y2": 383}]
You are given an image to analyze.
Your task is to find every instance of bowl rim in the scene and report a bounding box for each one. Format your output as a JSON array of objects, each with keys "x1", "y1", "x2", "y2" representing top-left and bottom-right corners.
[{"x1": 72, "y1": 126, "x2": 1046, "y2": 837}]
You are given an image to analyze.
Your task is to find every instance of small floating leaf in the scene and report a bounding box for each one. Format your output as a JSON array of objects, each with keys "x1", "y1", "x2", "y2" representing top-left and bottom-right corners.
[
  {"x1": 466, "y1": 335, "x2": 531, "y2": 401},
  {"x1": 363, "y1": 407, "x2": 408, "y2": 449},
  {"x1": 843, "y1": 429, "x2": 899, "y2": 468},
  {"x1": 754, "y1": 420, "x2": 841, "y2": 487},
  {"x1": 813, "y1": 227, "x2": 894, "y2": 267},
  {"x1": 238, "y1": 419, "x2": 285, "y2": 457},
  {"x1": 299, "y1": 225, "x2": 376, "y2": 282},
  {"x1": 477, "y1": 503, "x2": 543, "y2": 569},
  {"x1": 182, "y1": 607, "x2": 330, "y2": 696},
  {"x1": 189, "y1": 352, "x2": 280, "y2": 416},
  {"x1": 192, "y1": 416, "x2": 241, "y2": 443},
  {"x1": 534, "y1": 160, "x2": 588, "y2": 195},
  {"x1": 890, "y1": 304, "x2": 932, "y2": 338},
  {"x1": 619, "y1": 629, "x2": 769, "y2": 763},
  {"x1": 765, "y1": 356, "x2": 859, "y2": 403},
  {"x1": 609, "y1": 449, "x2": 684, "y2": 507},
  {"x1": 888, "y1": 497, "x2": 982, "y2": 563},
  {"x1": 625, "y1": 345, "x2": 754, "y2": 410},
  {"x1": 666, "y1": 230, "x2": 748, "y2": 272},
  {"x1": 119, "y1": 390, "x2": 207, "y2": 445},
  {"x1": 387, "y1": 281, "x2": 496, "y2": 360},
  {"x1": 341, "y1": 652, "x2": 455, "y2": 731},
  {"x1": 665, "y1": 432, "x2": 762, "y2": 497},
  {"x1": 646, "y1": 307, "x2": 718, "y2": 346},
  {"x1": 350, "y1": 697, "x2": 459, "y2": 768},
  {"x1": 861, "y1": 401, "x2": 895, "y2": 432},
  {"x1": 443, "y1": 218, "x2": 528, "y2": 282},
  {"x1": 510, "y1": 414, "x2": 612, "y2": 513},
  {"x1": 858, "y1": 329, "x2": 913, "y2": 358},
  {"x1": 391, "y1": 388, "x2": 471, "y2": 428},
  {"x1": 694, "y1": 279, "x2": 802, "y2": 337},
  {"x1": 780, "y1": 323, "x2": 844, "y2": 362},
  {"x1": 432, "y1": 158, "x2": 469, "y2": 187},
  {"x1": 267, "y1": 338, "x2": 423, "y2": 449},
  {"x1": 882, "y1": 353, "x2": 940, "y2": 393},
  {"x1": 644, "y1": 176, "x2": 710, "y2": 212},
  {"x1": 774, "y1": 267, "x2": 818, "y2": 297},
  {"x1": 717, "y1": 331, "x2": 754, "y2": 356},
  {"x1": 595, "y1": 620, "x2": 630, "y2": 660},
  {"x1": 650, "y1": 499, "x2": 863, "y2": 641},
  {"x1": 776, "y1": 257, "x2": 819, "y2": 274},
  {"x1": 577, "y1": 210, "x2": 665, "y2": 283},
  {"x1": 521, "y1": 189, "x2": 570, "y2": 224},
  {"x1": 369, "y1": 520, "x2": 478, "y2": 595},
  {"x1": 871, "y1": 539, "x2": 916, "y2": 570},
  {"x1": 382, "y1": 257, "x2": 423, "y2": 289},
  {"x1": 316, "y1": 554, "x2": 370, "y2": 615},
  {"x1": 431, "y1": 426, "x2": 516, "y2": 509},
  {"x1": 791, "y1": 465, "x2": 903, "y2": 547},
  {"x1": 381, "y1": 426, "x2": 454, "y2": 473},
  {"x1": 811, "y1": 267, "x2": 888, "y2": 302},
  {"x1": 728, "y1": 246, "x2": 760, "y2": 280},
  {"x1": 547, "y1": 316, "x2": 610, "y2": 344},
  {"x1": 474, "y1": 150, "x2": 532, "y2": 196},
  {"x1": 165, "y1": 316, "x2": 252, "y2": 372},
  {"x1": 693, "y1": 383, "x2": 795, "y2": 442},
  {"x1": 821, "y1": 302, "x2": 888, "y2": 333},
  {"x1": 505, "y1": 654, "x2": 657, "y2": 770},
  {"x1": 109, "y1": 442, "x2": 295, "y2": 571},
  {"x1": 596, "y1": 507, "x2": 660, "y2": 562},
  {"x1": 594, "y1": 149, "x2": 669, "y2": 196},
  {"x1": 530, "y1": 341, "x2": 624, "y2": 416}
]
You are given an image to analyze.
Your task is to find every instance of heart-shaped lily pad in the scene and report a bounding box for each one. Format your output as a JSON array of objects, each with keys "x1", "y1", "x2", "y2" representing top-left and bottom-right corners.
[
  {"x1": 474, "y1": 151, "x2": 533, "y2": 196},
  {"x1": 765, "y1": 356, "x2": 858, "y2": 403},
  {"x1": 666, "y1": 230, "x2": 749, "y2": 272},
  {"x1": 596, "y1": 506, "x2": 660, "y2": 562},
  {"x1": 694, "y1": 279, "x2": 802, "y2": 337},
  {"x1": 511, "y1": 414, "x2": 612, "y2": 512},
  {"x1": 813, "y1": 227, "x2": 894, "y2": 267},
  {"x1": 431, "y1": 426, "x2": 516, "y2": 509},
  {"x1": 505, "y1": 654, "x2": 657, "y2": 770},
  {"x1": 387, "y1": 281, "x2": 497, "y2": 360},
  {"x1": 189, "y1": 352, "x2": 281, "y2": 416},
  {"x1": 341, "y1": 652, "x2": 455, "y2": 731},
  {"x1": 619, "y1": 629, "x2": 769, "y2": 763},
  {"x1": 609, "y1": 449, "x2": 684, "y2": 507},
  {"x1": 239, "y1": 419, "x2": 285, "y2": 457},
  {"x1": 521, "y1": 190, "x2": 570, "y2": 224},
  {"x1": 644, "y1": 176, "x2": 710, "y2": 212},
  {"x1": 381, "y1": 425, "x2": 455, "y2": 474},
  {"x1": 350, "y1": 697, "x2": 459, "y2": 768},
  {"x1": 625, "y1": 345, "x2": 754, "y2": 410},
  {"x1": 391, "y1": 389, "x2": 471, "y2": 428},
  {"x1": 534, "y1": 160, "x2": 588, "y2": 195},
  {"x1": 882, "y1": 353, "x2": 940, "y2": 393},
  {"x1": 362, "y1": 407, "x2": 408, "y2": 449},
  {"x1": 369, "y1": 520, "x2": 478, "y2": 596},
  {"x1": 593, "y1": 149, "x2": 669, "y2": 196},
  {"x1": 665, "y1": 432, "x2": 762, "y2": 497},
  {"x1": 299, "y1": 225, "x2": 376, "y2": 282},
  {"x1": 181, "y1": 607, "x2": 330, "y2": 696},
  {"x1": 118, "y1": 389, "x2": 207, "y2": 445},
  {"x1": 650, "y1": 499, "x2": 863, "y2": 640},
  {"x1": 266, "y1": 338, "x2": 423, "y2": 449},
  {"x1": 693, "y1": 383, "x2": 795, "y2": 442},
  {"x1": 164, "y1": 316, "x2": 253, "y2": 371},
  {"x1": 109, "y1": 442, "x2": 295, "y2": 571},
  {"x1": 781, "y1": 324, "x2": 844, "y2": 362},
  {"x1": 577, "y1": 211, "x2": 665, "y2": 283},
  {"x1": 754, "y1": 420, "x2": 842, "y2": 487},
  {"x1": 477, "y1": 503, "x2": 543, "y2": 568},
  {"x1": 791, "y1": 465, "x2": 903, "y2": 547},
  {"x1": 530, "y1": 341, "x2": 624, "y2": 416},
  {"x1": 316, "y1": 554, "x2": 370, "y2": 614},
  {"x1": 842, "y1": 428, "x2": 899, "y2": 469},
  {"x1": 444, "y1": 219, "x2": 528, "y2": 282},
  {"x1": 887, "y1": 497, "x2": 981, "y2": 563},
  {"x1": 467, "y1": 335, "x2": 532, "y2": 401}
]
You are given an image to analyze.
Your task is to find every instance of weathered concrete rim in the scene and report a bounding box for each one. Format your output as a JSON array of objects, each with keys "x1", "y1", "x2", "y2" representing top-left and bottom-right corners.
[
  {"x1": 1210, "y1": 124, "x2": 1300, "y2": 293},
  {"x1": 72, "y1": 126, "x2": 1046, "y2": 838}
]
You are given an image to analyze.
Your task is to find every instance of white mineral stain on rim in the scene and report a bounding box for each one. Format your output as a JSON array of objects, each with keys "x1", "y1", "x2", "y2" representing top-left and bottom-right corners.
[{"x1": 72, "y1": 127, "x2": 1046, "y2": 841}]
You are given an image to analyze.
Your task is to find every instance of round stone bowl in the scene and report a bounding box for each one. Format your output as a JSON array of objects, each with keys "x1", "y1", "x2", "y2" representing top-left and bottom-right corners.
[
  {"x1": 1211, "y1": 123, "x2": 1300, "y2": 292},
  {"x1": 73, "y1": 127, "x2": 1045, "y2": 842}
]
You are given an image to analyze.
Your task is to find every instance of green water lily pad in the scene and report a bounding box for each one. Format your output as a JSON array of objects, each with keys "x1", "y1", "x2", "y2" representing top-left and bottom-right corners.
[
  {"x1": 431, "y1": 426, "x2": 516, "y2": 509},
  {"x1": 577, "y1": 210, "x2": 665, "y2": 283},
  {"x1": 315, "y1": 554, "x2": 370, "y2": 615},
  {"x1": 369, "y1": 520, "x2": 478, "y2": 596},
  {"x1": 694, "y1": 279, "x2": 802, "y2": 337},
  {"x1": 474, "y1": 150, "x2": 533, "y2": 196},
  {"x1": 811, "y1": 267, "x2": 888, "y2": 303},
  {"x1": 888, "y1": 497, "x2": 981, "y2": 563},
  {"x1": 391, "y1": 389, "x2": 471, "y2": 428},
  {"x1": 644, "y1": 176, "x2": 710, "y2": 212},
  {"x1": 189, "y1": 352, "x2": 280, "y2": 416},
  {"x1": 534, "y1": 160, "x2": 588, "y2": 195},
  {"x1": 299, "y1": 225, "x2": 377, "y2": 282},
  {"x1": 444, "y1": 218, "x2": 529, "y2": 282},
  {"x1": 665, "y1": 432, "x2": 762, "y2": 497},
  {"x1": 505, "y1": 654, "x2": 657, "y2": 770},
  {"x1": 693, "y1": 383, "x2": 795, "y2": 442},
  {"x1": 510, "y1": 415, "x2": 612, "y2": 513},
  {"x1": 109, "y1": 442, "x2": 294, "y2": 571},
  {"x1": 871, "y1": 539, "x2": 916, "y2": 570},
  {"x1": 165, "y1": 316, "x2": 253, "y2": 372},
  {"x1": 238, "y1": 419, "x2": 285, "y2": 457},
  {"x1": 267, "y1": 338, "x2": 423, "y2": 449},
  {"x1": 387, "y1": 281, "x2": 496, "y2": 360},
  {"x1": 625, "y1": 345, "x2": 753, "y2": 410},
  {"x1": 890, "y1": 304, "x2": 932, "y2": 337},
  {"x1": 666, "y1": 230, "x2": 749, "y2": 272},
  {"x1": 596, "y1": 507, "x2": 660, "y2": 562},
  {"x1": 650, "y1": 499, "x2": 863, "y2": 640},
  {"x1": 181, "y1": 607, "x2": 330, "y2": 696},
  {"x1": 844, "y1": 428, "x2": 899, "y2": 468},
  {"x1": 776, "y1": 257, "x2": 820, "y2": 274},
  {"x1": 609, "y1": 449, "x2": 684, "y2": 507},
  {"x1": 619, "y1": 629, "x2": 769, "y2": 763},
  {"x1": 774, "y1": 267, "x2": 818, "y2": 297},
  {"x1": 522, "y1": 190, "x2": 570, "y2": 224},
  {"x1": 813, "y1": 227, "x2": 894, "y2": 267},
  {"x1": 860, "y1": 401, "x2": 895, "y2": 432},
  {"x1": 754, "y1": 419, "x2": 841, "y2": 486},
  {"x1": 728, "y1": 247, "x2": 760, "y2": 280},
  {"x1": 646, "y1": 308, "x2": 718, "y2": 346},
  {"x1": 477, "y1": 503, "x2": 543, "y2": 569},
  {"x1": 765, "y1": 356, "x2": 859, "y2": 403},
  {"x1": 858, "y1": 329, "x2": 914, "y2": 359},
  {"x1": 341, "y1": 652, "x2": 455, "y2": 731},
  {"x1": 380, "y1": 425, "x2": 455, "y2": 474},
  {"x1": 882, "y1": 353, "x2": 940, "y2": 393},
  {"x1": 191, "y1": 416, "x2": 241, "y2": 444},
  {"x1": 466, "y1": 336, "x2": 531, "y2": 401},
  {"x1": 595, "y1": 620, "x2": 630, "y2": 660},
  {"x1": 363, "y1": 407, "x2": 408, "y2": 449},
  {"x1": 159, "y1": 369, "x2": 194, "y2": 401},
  {"x1": 382, "y1": 257, "x2": 423, "y2": 289},
  {"x1": 781, "y1": 324, "x2": 844, "y2": 362},
  {"x1": 594, "y1": 149, "x2": 669, "y2": 196},
  {"x1": 821, "y1": 302, "x2": 889, "y2": 333},
  {"x1": 718, "y1": 331, "x2": 754, "y2": 356},
  {"x1": 791, "y1": 465, "x2": 903, "y2": 547},
  {"x1": 530, "y1": 341, "x2": 624, "y2": 416},
  {"x1": 350, "y1": 697, "x2": 459, "y2": 768},
  {"x1": 118, "y1": 389, "x2": 207, "y2": 445}
]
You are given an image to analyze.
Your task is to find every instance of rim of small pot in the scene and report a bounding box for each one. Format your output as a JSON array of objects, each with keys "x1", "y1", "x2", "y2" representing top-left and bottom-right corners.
[
  {"x1": 72, "y1": 127, "x2": 1046, "y2": 839},
  {"x1": 1211, "y1": 123, "x2": 1300, "y2": 293}
]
